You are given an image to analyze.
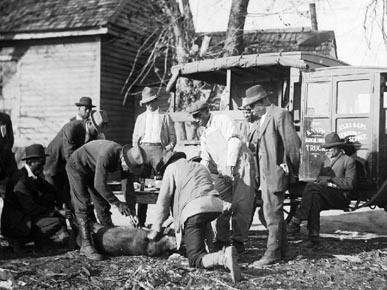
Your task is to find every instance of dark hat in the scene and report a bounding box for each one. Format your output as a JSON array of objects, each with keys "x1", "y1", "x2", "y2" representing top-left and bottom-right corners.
[
  {"x1": 122, "y1": 145, "x2": 145, "y2": 176},
  {"x1": 140, "y1": 87, "x2": 158, "y2": 106},
  {"x1": 75, "y1": 96, "x2": 96, "y2": 108},
  {"x1": 244, "y1": 85, "x2": 269, "y2": 107},
  {"x1": 321, "y1": 132, "x2": 346, "y2": 149},
  {"x1": 22, "y1": 144, "x2": 49, "y2": 160},
  {"x1": 90, "y1": 110, "x2": 108, "y2": 133},
  {"x1": 156, "y1": 151, "x2": 187, "y2": 174},
  {"x1": 187, "y1": 100, "x2": 209, "y2": 115}
]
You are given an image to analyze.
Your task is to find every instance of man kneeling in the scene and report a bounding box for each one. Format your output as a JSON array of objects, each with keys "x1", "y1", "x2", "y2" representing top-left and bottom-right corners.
[{"x1": 147, "y1": 152, "x2": 241, "y2": 283}]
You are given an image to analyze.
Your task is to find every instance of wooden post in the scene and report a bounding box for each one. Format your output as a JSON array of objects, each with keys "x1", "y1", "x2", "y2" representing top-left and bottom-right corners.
[{"x1": 309, "y1": 3, "x2": 318, "y2": 31}]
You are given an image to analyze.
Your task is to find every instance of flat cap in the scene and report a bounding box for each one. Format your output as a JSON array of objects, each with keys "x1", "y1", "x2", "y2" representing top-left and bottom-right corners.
[{"x1": 187, "y1": 100, "x2": 209, "y2": 115}]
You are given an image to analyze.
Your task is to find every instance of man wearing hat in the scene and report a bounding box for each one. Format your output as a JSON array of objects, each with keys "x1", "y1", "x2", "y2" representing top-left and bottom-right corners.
[
  {"x1": 243, "y1": 84, "x2": 301, "y2": 268},
  {"x1": 287, "y1": 132, "x2": 357, "y2": 246},
  {"x1": 187, "y1": 100, "x2": 256, "y2": 254},
  {"x1": 66, "y1": 140, "x2": 142, "y2": 260},
  {"x1": 1, "y1": 144, "x2": 69, "y2": 253},
  {"x1": 147, "y1": 151, "x2": 241, "y2": 283},
  {"x1": 45, "y1": 110, "x2": 108, "y2": 212},
  {"x1": 71, "y1": 96, "x2": 96, "y2": 121},
  {"x1": 131, "y1": 86, "x2": 176, "y2": 226}
]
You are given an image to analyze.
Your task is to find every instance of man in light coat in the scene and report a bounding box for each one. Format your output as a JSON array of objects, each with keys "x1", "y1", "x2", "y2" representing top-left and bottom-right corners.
[
  {"x1": 131, "y1": 87, "x2": 176, "y2": 226},
  {"x1": 188, "y1": 100, "x2": 256, "y2": 254},
  {"x1": 245, "y1": 85, "x2": 301, "y2": 268}
]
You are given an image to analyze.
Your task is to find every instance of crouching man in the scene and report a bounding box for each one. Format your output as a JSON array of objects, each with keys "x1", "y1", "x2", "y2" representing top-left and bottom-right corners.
[
  {"x1": 66, "y1": 140, "x2": 143, "y2": 261},
  {"x1": 147, "y1": 152, "x2": 242, "y2": 283},
  {"x1": 1, "y1": 144, "x2": 69, "y2": 253}
]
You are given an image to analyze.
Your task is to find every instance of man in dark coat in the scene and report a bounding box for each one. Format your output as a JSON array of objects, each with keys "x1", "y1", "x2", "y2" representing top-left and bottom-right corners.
[
  {"x1": 287, "y1": 132, "x2": 357, "y2": 246},
  {"x1": 244, "y1": 85, "x2": 301, "y2": 268},
  {"x1": 66, "y1": 140, "x2": 143, "y2": 260},
  {"x1": 0, "y1": 112, "x2": 18, "y2": 198},
  {"x1": 44, "y1": 110, "x2": 108, "y2": 210},
  {"x1": 1, "y1": 144, "x2": 69, "y2": 252}
]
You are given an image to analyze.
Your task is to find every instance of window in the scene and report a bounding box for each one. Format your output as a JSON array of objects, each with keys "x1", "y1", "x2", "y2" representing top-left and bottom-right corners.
[
  {"x1": 306, "y1": 82, "x2": 330, "y2": 116},
  {"x1": 337, "y1": 80, "x2": 371, "y2": 114}
]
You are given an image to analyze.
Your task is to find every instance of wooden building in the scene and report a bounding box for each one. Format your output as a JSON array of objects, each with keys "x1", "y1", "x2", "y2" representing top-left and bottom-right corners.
[{"x1": 0, "y1": 0, "x2": 159, "y2": 148}]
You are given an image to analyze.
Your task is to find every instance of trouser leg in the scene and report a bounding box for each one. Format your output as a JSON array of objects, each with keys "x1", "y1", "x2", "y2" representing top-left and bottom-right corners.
[
  {"x1": 294, "y1": 182, "x2": 320, "y2": 221},
  {"x1": 214, "y1": 177, "x2": 232, "y2": 244}
]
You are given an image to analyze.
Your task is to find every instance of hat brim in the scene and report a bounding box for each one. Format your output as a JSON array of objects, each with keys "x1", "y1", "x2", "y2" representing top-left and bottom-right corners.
[
  {"x1": 321, "y1": 142, "x2": 346, "y2": 149},
  {"x1": 74, "y1": 102, "x2": 96, "y2": 108},
  {"x1": 22, "y1": 153, "x2": 49, "y2": 161},
  {"x1": 123, "y1": 145, "x2": 145, "y2": 176},
  {"x1": 139, "y1": 95, "x2": 158, "y2": 106},
  {"x1": 242, "y1": 94, "x2": 268, "y2": 108}
]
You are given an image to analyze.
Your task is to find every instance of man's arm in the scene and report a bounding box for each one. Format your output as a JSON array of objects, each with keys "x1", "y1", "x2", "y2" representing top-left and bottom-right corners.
[
  {"x1": 62, "y1": 123, "x2": 83, "y2": 161},
  {"x1": 132, "y1": 114, "x2": 142, "y2": 147},
  {"x1": 164, "y1": 114, "x2": 176, "y2": 151},
  {"x1": 15, "y1": 181, "x2": 52, "y2": 217},
  {"x1": 94, "y1": 157, "x2": 121, "y2": 206},
  {"x1": 331, "y1": 157, "x2": 357, "y2": 191}
]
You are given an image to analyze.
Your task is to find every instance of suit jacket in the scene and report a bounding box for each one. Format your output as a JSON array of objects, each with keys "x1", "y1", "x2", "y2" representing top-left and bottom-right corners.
[
  {"x1": 0, "y1": 112, "x2": 14, "y2": 149},
  {"x1": 1, "y1": 167, "x2": 56, "y2": 238},
  {"x1": 44, "y1": 120, "x2": 96, "y2": 176},
  {"x1": 67, "y1": 140, "x2": 124, "y2": 206},
  {"x1": 132, "y1": 110, "x2": 176, "y2": 148},
  {"x1": 257, "y1": 104, "x2": 301, "y2": 192}
]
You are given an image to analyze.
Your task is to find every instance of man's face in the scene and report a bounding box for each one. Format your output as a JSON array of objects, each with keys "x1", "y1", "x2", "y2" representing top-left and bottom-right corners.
[
  {"x1": 326, "y1": 147, "x2": 341, "y2": 159},
  {"x1": 241, "y1": 108, "x2": 253, "y2": 123},
  {"x1": 78, "y1": 106, "x2": 91, "y2": 119},
  {"x1": 145, "y1": 99, "x2": 158, "y2": 112},
  {"x1": 29, "y1": 157, "x2": 46, "y2": 176},
  {"x1": 250, "y1": 101, "x2": 267, "y2": 118},
  {"x1": 193, "y1": 109, "x2": 211, "y2": 127}
]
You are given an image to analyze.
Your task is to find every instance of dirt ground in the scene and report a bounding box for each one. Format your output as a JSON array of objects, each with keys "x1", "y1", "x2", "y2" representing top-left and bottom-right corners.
[{"x1": 1, "y1": 205, "x2": 387, "y2": 289}]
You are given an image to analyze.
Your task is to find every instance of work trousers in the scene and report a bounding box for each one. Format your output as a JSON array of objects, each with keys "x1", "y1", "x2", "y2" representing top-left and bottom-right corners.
[
  {"x1": 261, "y1": 181, "x2": 287, "y2": 259},
  {"x1": 214, "y1": 145, "x2": 256, "y2": 244},
  {"x1": 184, "y1": 212, "x2": 221, "y2": 268},
  {"x1": 66, "y1": 164, "x2": 111, "y2": 224},
  {"x1": 294, "y1": 182, "x2": 350, "y2": 236}
]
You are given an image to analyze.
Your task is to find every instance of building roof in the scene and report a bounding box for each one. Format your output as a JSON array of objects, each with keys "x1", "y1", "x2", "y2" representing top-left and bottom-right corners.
[
  {"x1": 201, "y1": 27, "x2": 337, "y2": 59},
  {"x1": 0, "y1": 0, "x2": 121, "y2": 34}
]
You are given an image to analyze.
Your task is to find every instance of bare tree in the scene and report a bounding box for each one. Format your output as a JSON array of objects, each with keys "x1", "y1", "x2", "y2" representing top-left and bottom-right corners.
[{"x1": 363, "y1": 0, "x2": 387, "y2": 48}]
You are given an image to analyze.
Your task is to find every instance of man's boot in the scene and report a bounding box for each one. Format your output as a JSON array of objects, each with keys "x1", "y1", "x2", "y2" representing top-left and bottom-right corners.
[
  {"x1": 77, "y1": 217, "x2": 103, "y2": 261},
  {"x1": 202, "y1": 246, "x2": 241, "y2": 283}
]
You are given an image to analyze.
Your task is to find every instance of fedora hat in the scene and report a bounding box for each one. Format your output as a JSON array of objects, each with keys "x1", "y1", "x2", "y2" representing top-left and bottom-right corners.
[
  {"x1": 140, "y1": 87, "x2": 159, "y2": 106},
  {"x1": 238, "y1": 97, "x2": 254, "y2": 110},
  {"x1": 243, "y1": 85, "x2": 269, "y2": 108},
  {"x1": 90, "y1": 110, "x2": 108, "y2": 133},
  {"x1": 22, "y1": 144, "x2": 49, "y2": 160},
  {"x1": 187, "y1": 100, "x2": 209, "y2": 115},
  {"x1": 321, "y1": 132, "x2": 346, "y2": 149},
  {"x1": 156, "y1": 151, "x2": 187, "y2": 174},
  {"x1": 75, "y1": 96, "x2": 95, "y2": 108},
  {"x1": 123, "y1": 145, "x2": 145, "y2": 176}
]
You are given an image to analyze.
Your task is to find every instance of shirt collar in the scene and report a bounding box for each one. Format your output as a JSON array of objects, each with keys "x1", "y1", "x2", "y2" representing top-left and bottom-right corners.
[
  {"x1": 147, "y1": 107, "x2": 159, "y2": 114},
  {"x1": 25, "y1": 164, "x2": 38, "y2": 179}
]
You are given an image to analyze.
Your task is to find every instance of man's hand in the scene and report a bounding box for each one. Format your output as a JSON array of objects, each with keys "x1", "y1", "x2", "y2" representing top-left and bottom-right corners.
[
  {"x1": 147, "y1": 229, "x2": 163, "y2": 242},
  {"x1": 58, "y1": 209, "x2": 73, "y2": 219},
  {"x1": 316, "y1": 176, "x2": 330, "y2": 186},
  {"x1": 116, "y1": 201, "x2": 132, "y2": 216}
]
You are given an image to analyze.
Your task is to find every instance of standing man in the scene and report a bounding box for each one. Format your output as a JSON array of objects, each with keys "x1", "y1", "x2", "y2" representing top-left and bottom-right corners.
[
  {"x1": 1, "y1": 144, "x2": 69, "y2": 253},
  {"x1": 187, "y1": 100, "x2": 256, "y2": 254},
  {"x1": 0, "y1": 111, "x2": 18, "y2": 198},
  {"x1": 71, "y1": 96, "x2": 95, "y2": 121},
  {"x1": 131, "y1": 87, "x2": 176, "y2": 226},
  {"x1": 147, "y1": 151, "x2": 241, "y2": 283},
  {"x1": 66, "y1": 140, "x2": 143, "y2": 260},
  {"x1": 44, "y1": 110, "x2": 108, "y2": 210},
  {"x1": 245, "y1": 85, "x2": 301, "y2": 268},
  {"x1": 287, "y1": 132, "x2": 357, "y2": 246}
]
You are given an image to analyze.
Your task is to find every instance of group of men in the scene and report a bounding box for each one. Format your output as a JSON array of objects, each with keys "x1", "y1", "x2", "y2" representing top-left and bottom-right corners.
[{"x1": 0, "y1": 83, "x2": 357, "y2": 283}]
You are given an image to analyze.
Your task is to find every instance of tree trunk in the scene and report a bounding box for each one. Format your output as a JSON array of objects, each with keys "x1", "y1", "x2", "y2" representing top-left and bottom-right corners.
[{"x1": 223, "y1": 0, "x2": 250, "y2": 57}]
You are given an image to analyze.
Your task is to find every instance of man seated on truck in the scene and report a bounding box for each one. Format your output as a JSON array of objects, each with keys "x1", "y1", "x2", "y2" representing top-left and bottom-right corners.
[{"x1": 287, "y1": 132, "x2": 357, "y2": 246}]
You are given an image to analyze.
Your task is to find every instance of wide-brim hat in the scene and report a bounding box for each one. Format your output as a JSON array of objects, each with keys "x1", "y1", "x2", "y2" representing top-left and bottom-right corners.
[
  {"x1": 321, "y1": 132, "x2": 346, "y2": 148},
  {"x1": 140, "y1": 87, "x2": 159, "y2": 106},
  {"x1": 123, "y1": 145, "x2": 145, "y2": 176},
  {"x1": 243, "y1": 85, "x2": 269, "y2": 108},
  {"x1": 187, "y1": 100, "x2": 209, "y2": 115},
  {"x1": 22, "y1": 144, "x2": 49, "y2": 160},
  {"x1": 75, "y1": 96, "x2": 95, "y2": 108},
  {"x1": 156, "y1": 151, "x2": 187, "y2": 174},
  {"x1": 90, "y1": 110, "x2": 108, "y2": 133}
]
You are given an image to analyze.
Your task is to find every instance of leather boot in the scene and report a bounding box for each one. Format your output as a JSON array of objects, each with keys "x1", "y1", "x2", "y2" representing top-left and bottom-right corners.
[
  {"x1": 77, "y1": 217, "x2": 103, "y2": 261},
  {"x1": 202, "y1": 246, "x2": 241, "y2": 283}
]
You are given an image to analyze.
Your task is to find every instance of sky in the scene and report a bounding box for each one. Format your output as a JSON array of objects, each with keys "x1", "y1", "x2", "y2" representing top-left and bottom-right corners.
[{"x1": 189, "y1": 0, "x2": 387, "y2": 66}]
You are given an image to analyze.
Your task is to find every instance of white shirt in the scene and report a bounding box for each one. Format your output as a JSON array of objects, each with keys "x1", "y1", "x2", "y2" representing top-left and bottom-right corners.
[{"x1": 142, "y1": 108, "x2": 162, "y2": 143}]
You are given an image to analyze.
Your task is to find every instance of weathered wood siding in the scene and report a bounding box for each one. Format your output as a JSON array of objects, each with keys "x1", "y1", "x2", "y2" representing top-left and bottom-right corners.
[{"x1": 0, "y1": 37, "x2": 100, "y2": 147}]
